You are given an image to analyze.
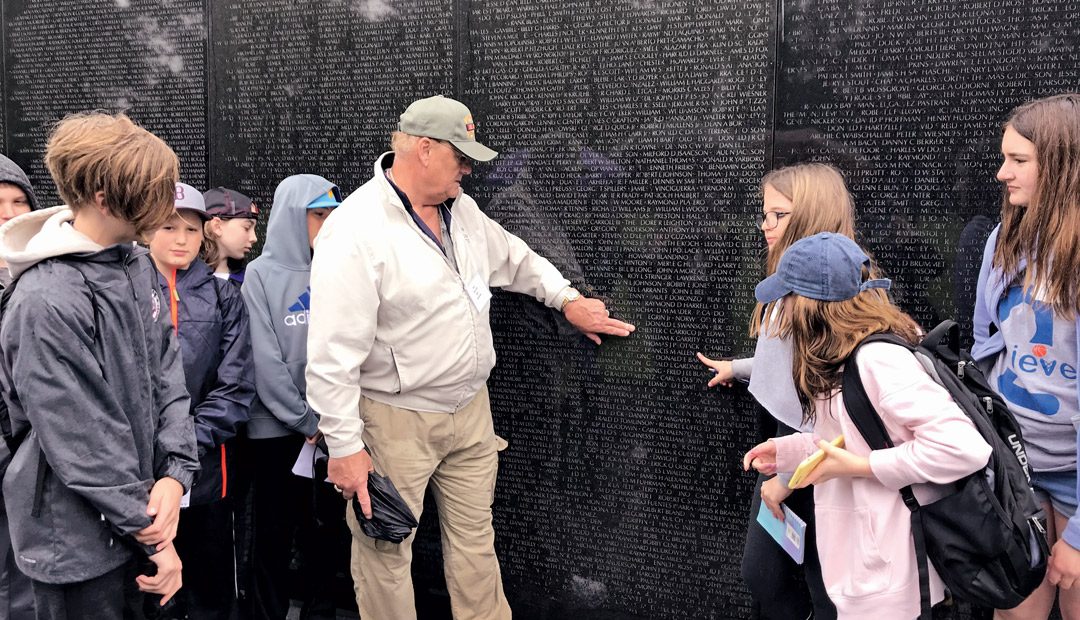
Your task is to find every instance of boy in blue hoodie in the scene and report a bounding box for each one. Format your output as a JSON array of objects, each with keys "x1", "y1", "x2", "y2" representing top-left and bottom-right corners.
[
  {"x1": 0, "y1": 113, "x2": 198, "y2": 619},
  {"x1": 241, "y1": 175, "x2": 346, "y2": 619},
  {"x1": 147, "y1": 183, "x2": 255, "y2": 619}
]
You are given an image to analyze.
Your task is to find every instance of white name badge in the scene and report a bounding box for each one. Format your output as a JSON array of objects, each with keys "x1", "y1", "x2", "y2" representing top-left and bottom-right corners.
[{"x1": 466, "y1": 273, "x2": 492, "y2": 312}]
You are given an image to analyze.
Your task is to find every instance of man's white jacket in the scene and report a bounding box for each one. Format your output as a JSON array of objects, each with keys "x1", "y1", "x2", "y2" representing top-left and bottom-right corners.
[{"x1": 307, "y1": 152, "x2": 572, "y2": 458}]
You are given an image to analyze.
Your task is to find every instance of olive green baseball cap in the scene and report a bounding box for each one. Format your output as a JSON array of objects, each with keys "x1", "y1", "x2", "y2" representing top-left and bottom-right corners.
[{"x1": 398, "y1": 95, "x2": 499, "y2": 162}]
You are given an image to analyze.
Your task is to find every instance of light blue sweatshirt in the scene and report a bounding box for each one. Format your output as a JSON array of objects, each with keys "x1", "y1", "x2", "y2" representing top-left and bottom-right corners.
[{"x1": 973, "y1": 224, "x2": 1080, "y2": 548}]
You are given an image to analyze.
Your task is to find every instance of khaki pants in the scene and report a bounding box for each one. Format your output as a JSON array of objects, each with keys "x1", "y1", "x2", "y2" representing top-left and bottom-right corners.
[{"x1": 346, "y1": 386, "x2": 511, "y2": 620}]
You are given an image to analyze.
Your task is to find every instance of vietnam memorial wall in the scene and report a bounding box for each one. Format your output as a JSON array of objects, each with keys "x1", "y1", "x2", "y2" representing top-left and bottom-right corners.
[{"x1": 2, "y1": 0, "x2": 1078, "y2": 617}]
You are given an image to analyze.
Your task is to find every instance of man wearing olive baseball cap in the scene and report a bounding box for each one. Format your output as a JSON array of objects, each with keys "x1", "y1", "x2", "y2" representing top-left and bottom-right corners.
[
  {"x1": 397, "y1": 94, "x2": 500, "y2": 162},
  {"x1": 306, "y1": 96, "x2": 635, "y2": 619}
]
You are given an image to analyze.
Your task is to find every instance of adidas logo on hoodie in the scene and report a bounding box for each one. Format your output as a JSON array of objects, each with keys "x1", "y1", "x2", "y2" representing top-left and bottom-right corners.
[{"x1": 284, "y1": 287, "x2": 310, "y2": 326}]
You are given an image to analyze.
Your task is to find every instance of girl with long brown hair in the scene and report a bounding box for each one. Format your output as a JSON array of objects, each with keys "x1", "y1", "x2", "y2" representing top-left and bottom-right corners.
[
  {"x1": 743, "y1": 232, "x2": 990, "y2": 619},
  {"x1": 697, "y1": 162, "x2": 855, "y2": 619},
  {"x1": 972, "y1": 93, "x2": 1080, "y2": 619}
]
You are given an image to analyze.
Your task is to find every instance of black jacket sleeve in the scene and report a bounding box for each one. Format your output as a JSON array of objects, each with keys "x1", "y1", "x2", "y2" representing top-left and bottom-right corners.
[{"x1": 192, "y1": 283, "x2": 255, "y2": 450}]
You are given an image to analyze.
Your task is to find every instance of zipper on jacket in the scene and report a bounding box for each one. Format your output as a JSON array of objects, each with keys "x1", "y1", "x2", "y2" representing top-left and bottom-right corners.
[
  {"x1": 167, "y1": 268, "x2": 179, "y2": 335},
  {"x1": 957, "y1": 360, "x2": 967, "y2": 379},
  {"x1": 1032, "y1": 515, "x2": 1047, "y2": 536},
  {"x1": 121, "y1": 260, "x2": 155, "y2": 406},
  {"x1": 220, "y1": 444, "x2": 227, "y2": 499}
]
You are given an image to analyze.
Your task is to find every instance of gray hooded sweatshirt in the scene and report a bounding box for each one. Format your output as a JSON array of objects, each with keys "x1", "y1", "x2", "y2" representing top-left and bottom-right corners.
[
  {"x1": 242, "y1": 175, "x2": 339, "y2": 439},
  {"x1": 0, "y1": 207, "x2": 198, "y2": 583}
]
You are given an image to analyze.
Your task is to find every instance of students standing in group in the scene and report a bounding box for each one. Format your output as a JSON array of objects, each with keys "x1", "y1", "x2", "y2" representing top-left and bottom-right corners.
[
  {"x1": 146, "y1": 183, "x2": 255, "y2": 619},
  {"x1": 973, "y1": 93, "x2": 1080, "y2": 619},
  {"x1": 241, "y1": 175, "x2": 347, "y2": 619},
  {"x1": 0, "y1": 112, "x2": 198, "y2": 619},
  {"x1": 743, "y1": 232, "x2": 992, "y2": 619},
  {"x1": 696, "y1": 163, "x2": 858, "y2": 619}
]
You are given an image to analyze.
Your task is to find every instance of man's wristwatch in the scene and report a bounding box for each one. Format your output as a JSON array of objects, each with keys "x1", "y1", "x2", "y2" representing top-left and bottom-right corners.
[{"x1": 559, "y1": 288, "x2": 581, "y2": 312}]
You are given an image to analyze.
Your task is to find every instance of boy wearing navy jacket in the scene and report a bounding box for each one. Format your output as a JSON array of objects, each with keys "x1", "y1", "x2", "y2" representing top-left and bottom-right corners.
[{"x1": 147, "y1": 183, "x2": 255, "y2": 619}]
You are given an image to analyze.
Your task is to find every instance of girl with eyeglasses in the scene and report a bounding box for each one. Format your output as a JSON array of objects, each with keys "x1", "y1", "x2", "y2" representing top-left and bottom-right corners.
[{"x1": 696, "y1": 162, "x2": 862, "y2": 620}]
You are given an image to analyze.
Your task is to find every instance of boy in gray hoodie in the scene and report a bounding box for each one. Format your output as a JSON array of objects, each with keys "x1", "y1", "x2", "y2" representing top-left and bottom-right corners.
[
  {"x1": 0, "y1": 153, "x2": 41, "y2": 620},
  {"x1": 0, "y1": 113, "x2": 198, "y2": 619},
  {"x1": 240, "y1": 174, "x2": 347, "y2": 619}
]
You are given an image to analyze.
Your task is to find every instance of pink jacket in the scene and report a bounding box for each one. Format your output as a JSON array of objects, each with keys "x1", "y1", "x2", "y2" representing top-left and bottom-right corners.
[{"x1": 771, "y1": 342, "x2": 992, "y2": 619}]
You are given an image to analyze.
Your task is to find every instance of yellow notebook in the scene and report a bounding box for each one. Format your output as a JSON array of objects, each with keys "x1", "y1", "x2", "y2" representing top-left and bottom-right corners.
[{"x1": 787, "y1": 435, "x2": 844, "y2": 489}]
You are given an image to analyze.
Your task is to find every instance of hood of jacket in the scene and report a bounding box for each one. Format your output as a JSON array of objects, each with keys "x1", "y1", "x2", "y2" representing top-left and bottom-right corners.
[
  {"x1": 0, "y1": 155, "x2": 41, "y2": 212},
  {"x1": 259, "y1": 174, "x2": 339, "y2": 270},
  {"x1": 242, "y1": 174, "x2": 337, "y2": 440},
  {"x1": 0, "y1": 206, "x2": 104, "y2": 279}
]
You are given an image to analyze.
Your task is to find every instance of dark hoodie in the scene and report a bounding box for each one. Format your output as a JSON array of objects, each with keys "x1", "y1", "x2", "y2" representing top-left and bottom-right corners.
[
  {"x1": 0, "y1": 156, "x2": 41, "y2": 289},
  {"x1": 0, "y1": 155, "x2": 40, "y2": 213},
  {"x1": 241, "y1": 175, "x2": 339, "y2": 439},
  {"x1": 0, "y1": 154, "x2": 37, "y2": 617}
]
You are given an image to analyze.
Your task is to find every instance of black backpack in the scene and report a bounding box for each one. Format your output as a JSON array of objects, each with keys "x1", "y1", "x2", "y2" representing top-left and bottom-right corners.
[{"x1": 842, "y1": 321, "x2": 1048, "y2": 618}]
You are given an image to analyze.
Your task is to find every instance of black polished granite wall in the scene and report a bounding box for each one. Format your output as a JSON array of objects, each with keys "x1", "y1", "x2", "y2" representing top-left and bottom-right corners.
[{"x1": 2, "y1": 0, "x2": 1078, "y2": 617}]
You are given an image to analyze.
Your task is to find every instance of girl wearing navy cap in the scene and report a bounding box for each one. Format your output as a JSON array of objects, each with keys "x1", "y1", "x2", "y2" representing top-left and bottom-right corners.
[
  {"x1": 744, "y1": 233, "x2": 991, "y2": 619},
  {"x1": 202, "y1": 187, "x2": 259, "y2": 286}
]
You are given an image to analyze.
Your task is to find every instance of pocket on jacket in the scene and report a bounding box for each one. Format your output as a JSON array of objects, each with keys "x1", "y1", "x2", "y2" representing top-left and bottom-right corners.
[
  {"x1": 359, "y1": 342, "x2": 403, "y2": 395},
  {"x1": 31, "y1": 450, "x2": 49, "y2": 518},
  {"x1": 816, "y1": 505, "x2": 892, "y2": 599}
]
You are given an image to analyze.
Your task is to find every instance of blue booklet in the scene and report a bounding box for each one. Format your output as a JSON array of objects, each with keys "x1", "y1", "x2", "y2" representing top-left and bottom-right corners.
[{"x1": 756, "y1": 500, "x2": 807, "y2": 564}]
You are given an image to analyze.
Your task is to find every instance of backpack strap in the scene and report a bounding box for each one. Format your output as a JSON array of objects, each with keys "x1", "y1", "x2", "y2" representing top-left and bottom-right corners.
[
  {"x1": 922, "y1": 320, "x2": 960, "y2": 357},
  {"x1": 842, "y1": 334, "x2": 933, "y2": 620}
]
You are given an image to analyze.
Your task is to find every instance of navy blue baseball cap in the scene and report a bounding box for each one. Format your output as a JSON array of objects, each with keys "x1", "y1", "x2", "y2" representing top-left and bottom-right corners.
[
  {"x1": 204, "y1": 187, "x2": 258, "y2": 220},
  {"x1": 755, "y1": 232, "x2": 891, "y2": 303}
]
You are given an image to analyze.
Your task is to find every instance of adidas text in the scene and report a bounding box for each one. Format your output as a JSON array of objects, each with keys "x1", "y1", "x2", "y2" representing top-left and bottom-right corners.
[{"x1": 284, "y1": 310, "x2": 309, "y2": 326}]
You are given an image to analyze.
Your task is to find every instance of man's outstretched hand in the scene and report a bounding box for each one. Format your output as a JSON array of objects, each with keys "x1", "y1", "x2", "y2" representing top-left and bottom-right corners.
[{"x1": 563, "y1": 297, "x2": 635, "y2": 345}]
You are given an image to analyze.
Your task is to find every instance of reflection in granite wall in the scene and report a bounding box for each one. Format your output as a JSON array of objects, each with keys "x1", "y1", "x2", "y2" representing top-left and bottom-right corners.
[
  {"x1": 775, "y1": 0, "x2": 1080, "y2": 346},
  {"x1": 1, "y1": 0, "x2": 1079, "y2": 617},
  {"x1": 2, "y1": 0, "x2": 209, "y2": 201},
  {"x1": 209, "y1": 0, "x2": 455, "y2": 242},
  {"x1": 467, "y1": 1, "x2": 773, "y2": 615}
]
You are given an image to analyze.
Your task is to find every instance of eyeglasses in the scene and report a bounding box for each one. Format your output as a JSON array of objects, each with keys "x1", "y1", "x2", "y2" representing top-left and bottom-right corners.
[
  {"x1": 755, "y1": 211, "x2": 792, "y2": 229},
  {"x1": 434, "y1": 140, "x2": 472, "y2": 167}
]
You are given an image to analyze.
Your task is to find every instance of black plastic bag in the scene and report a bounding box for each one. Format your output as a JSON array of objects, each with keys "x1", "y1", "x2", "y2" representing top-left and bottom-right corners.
[{"x1": 352, "y1": 470, "x2": 418, "y2": 544}]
